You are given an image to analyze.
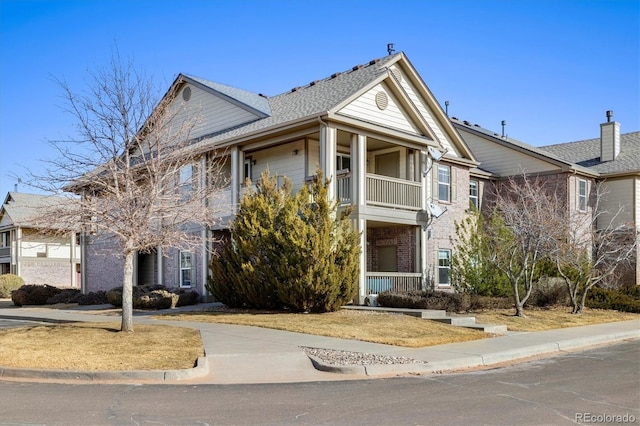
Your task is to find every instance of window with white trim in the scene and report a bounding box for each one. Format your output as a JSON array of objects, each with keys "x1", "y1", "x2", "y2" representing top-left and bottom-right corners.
[
  {"x1": 180, "y1": 251, "x2": 192, "y2": 287},
  {"x1": 438, "y1": 249, "x2": 451, "y2": 286},
  {"x1": 438, "y1": 165, "x2": 450, "y2": 202},
  {"x1": 578, "y1": 179, "x2": 587, "y2": 211},
  {"x1": 469, "y1": 179, "x2": 479, "y2": 209}
]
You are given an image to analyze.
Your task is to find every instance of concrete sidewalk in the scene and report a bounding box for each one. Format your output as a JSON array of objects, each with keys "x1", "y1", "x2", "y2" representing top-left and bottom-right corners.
[{"x1": 0, "y1": 302, "x2": 638, "y2": 384}]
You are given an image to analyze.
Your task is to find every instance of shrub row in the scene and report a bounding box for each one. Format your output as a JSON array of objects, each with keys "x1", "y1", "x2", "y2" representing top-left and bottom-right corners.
[
  {"x1": 0, "y1": 274, "x2": 25, "y2": 298},
  {"x1": 106, "y1": 285, "x2": 199, "y2": 310},
  {"x1": 10, "y1": 283, "x2": 199, "y2": 309},
  {"x1": 376, "y1": 290, "x2": 513, "y2": 313},
  {"x1": 585, "y1": 286, "x2": 640, "y2": 313}
]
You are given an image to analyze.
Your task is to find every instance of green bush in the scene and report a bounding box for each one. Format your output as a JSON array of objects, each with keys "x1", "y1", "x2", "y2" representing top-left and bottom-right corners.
[
  {"x1": 46, "y1": 288, "x2": 81, "y2": 304},
  {"x1": 585, "y1": 286, "x2": 640, "y2": 313},
  {"x1": 11, "y1": 284, "x2": 61, "y2": 306},
  {"x1": 209, "y1": 170, "x2": 359, "y2": 313},
  {"x1": 0, "y1": 274, "x2": 25, "y2": 298}
]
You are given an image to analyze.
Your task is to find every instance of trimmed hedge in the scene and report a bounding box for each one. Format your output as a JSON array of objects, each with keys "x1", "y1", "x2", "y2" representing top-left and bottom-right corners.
[
  {"x1": 76, "y1": 291, "x2": 109, "y2": 305},
  {"x1": 377, "y1": 290, "x2": 513, "y2": 312},
  {"x1": 586, "y1": 286, "x2": 640, "y2": 313},
  {"x1": 11, "y1": 284, "x2": 61, "y2": 306},
  {"x1": 106, "y1": 285, "x2": 200, "y2": 310},
  {"x1": 46, "y1": 289, "x2": 81, "y2": 304}
]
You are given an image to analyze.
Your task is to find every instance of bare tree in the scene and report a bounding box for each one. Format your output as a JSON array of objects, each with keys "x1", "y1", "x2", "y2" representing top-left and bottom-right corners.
[
  {"x1": 27, "y1": 52, "x2": 225, "y2": 331},
  {"x1": 485, "y1": 173, "x2": 564, "y2": 317},
  {"x1": 554, "y1": 182, "x2": 637, "y2": 314}
]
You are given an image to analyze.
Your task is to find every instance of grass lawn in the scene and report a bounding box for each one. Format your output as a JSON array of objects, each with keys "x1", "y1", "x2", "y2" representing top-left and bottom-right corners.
[
  {"x1": 0, "y1": 304, "x2": 636, "y2": 372},
  {"x1": 161, "y1": 309, "x2": 488, "y2": 348},
  {"x1": 473, "y1": 307, "x2": 639, "y2": 332},
  {"x1": 0, "y1": 322, "x2": 203, "y2": 371}
]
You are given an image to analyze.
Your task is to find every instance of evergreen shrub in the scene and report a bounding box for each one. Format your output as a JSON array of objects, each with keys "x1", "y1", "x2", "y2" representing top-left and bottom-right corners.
[
  {"x1": 585, "y1": 286, "x2": 640, "y2": 313},
  {"x1": 11, "y1": 284, "x2": 61, "y2": 306},
  {"x1": 209, "y1": 170, "x2": 360, "y2": 313}
]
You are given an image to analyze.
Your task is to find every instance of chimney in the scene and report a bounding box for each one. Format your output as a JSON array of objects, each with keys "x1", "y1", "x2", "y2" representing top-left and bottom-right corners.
[{"x1": 600, "y1": 110, "x2": 620, "y2": 162}]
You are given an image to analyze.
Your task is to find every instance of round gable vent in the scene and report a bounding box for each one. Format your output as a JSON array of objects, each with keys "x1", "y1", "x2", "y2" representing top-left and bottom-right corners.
[
  {"x1": 182, "y1": 86, "x2": 191, "y2": 102},
  {"x1": 375, "y1": 91, "x2": 388, "y2": 110}
]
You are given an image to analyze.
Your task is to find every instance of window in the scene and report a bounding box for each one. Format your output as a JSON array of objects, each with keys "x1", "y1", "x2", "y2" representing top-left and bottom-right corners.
[
  {"x1": 1, "y1": 232, "x2": 9, "y2": 248},
  {"x1": 244, "y1": 157, "x2": 253, "y2": 182},
  {"x1": 469, "y1": 180, "x2": 479, "y2": 209},
  {"x1": 180, "y1": 251, "x2": 192, "y2": 287},
  {"x1": 180, "y1": 165, "x2": 193, "y2": 199},
  {"x1": 438, "y1": 249, "x2": 451, "y2": 286},
  {"x1": 438, "y1": 165, "x2": 450, "y2": 202},
  {"x1": 336, "y1": 153, "x2": 351, "y2": 173},
  {"x1": 578, "y1": 179, "x2": 587, "y2": 211}
]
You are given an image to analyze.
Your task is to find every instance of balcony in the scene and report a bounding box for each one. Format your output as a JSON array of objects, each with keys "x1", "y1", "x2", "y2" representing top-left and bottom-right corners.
[
  {"x1": 366, "y1": 272, "x2": 423, "y2": 294},
  {"x1": 337, "y1": 173, "x2": 422, "y2": 211},
  {"x1": 0, "y1": 246, "x2": 9, "y2": 259}
]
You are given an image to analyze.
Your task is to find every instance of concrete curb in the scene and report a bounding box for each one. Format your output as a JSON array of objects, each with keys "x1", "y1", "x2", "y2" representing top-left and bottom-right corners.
[
  {"x1": 0, "y1": 356, "x2": 209, "y2": 383},
  {"x1": 307, "y1": 330, "x2": 640, "y2": 377}
]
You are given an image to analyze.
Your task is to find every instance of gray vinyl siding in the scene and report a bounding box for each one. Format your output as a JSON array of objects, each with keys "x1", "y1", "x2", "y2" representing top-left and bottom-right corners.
[
  {"x1": 390, "y1": 65, "x2": 459, "y2": 158},
  {"x1": 173, "y1": 83, "x2": 260, "y2": 140},
  {"x1": 338, "y1": 84, "x2": 418, "y2": 134},
  {"x1": 249, "y1": 140, "x2": 307, "y2": 192}
]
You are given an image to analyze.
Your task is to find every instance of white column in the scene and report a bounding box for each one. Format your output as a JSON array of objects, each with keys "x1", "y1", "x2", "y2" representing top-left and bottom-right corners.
[
  {"x1": 351, "y1": 133, "x2": 368, "y2": 304},
  {"x1": 157, "y1": 246, "x2": 163, "y2": 286},
  {"x1": 319, "y1": 125, "x2": 337, "y2": 201},
  {"x1": 70, "y1": 232, "x2": 77, "y2": 288},
  {"x1": 14, "y1": 227, "x2": 21, "y2": 277},
  {"x1": 231, "y1": 147, "x2": 240, "y2": 213},
  {"x1": 420, "y1": 150, "x2": 429, "y2": 289}
]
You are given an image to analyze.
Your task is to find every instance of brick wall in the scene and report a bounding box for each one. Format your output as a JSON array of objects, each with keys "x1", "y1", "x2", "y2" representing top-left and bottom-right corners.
[{"x1": 367, "y1": 225, "x2": 415, "y2": 272}]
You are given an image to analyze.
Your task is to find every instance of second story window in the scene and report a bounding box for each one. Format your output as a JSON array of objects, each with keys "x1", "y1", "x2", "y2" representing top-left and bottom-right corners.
[
  {"x1": 180, "y1": 165, "x2": 193, "y2": 199},
  {"x1": 469, "y1": 180, "x2": 479, "y2": 209},
  {"x1": 578, "y1": 179, "x2": 587, "y2": 211},
  {"x1": 336, "y1": 153, "x2": 351, "y2": 173},
  {"x1": 438, "y1": 165, "x2": 451, "y2": 202}
]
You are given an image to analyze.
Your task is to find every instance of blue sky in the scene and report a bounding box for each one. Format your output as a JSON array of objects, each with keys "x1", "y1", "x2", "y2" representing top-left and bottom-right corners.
[{"x1": 1, "y1": 0, "x2": 638, "y2": 196}]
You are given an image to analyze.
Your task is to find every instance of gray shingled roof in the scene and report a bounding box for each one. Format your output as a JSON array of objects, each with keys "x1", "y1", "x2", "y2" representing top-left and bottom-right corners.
[
  {"x1": 539, "y1": 132, "x2": 640, "y2": 175},
  {"x1": 187, "y1": 53, "x2": 400, "y2": 152},
  {"x1": 184, "y1": 74, "x2": 272, "y2": 118},
  {"x1": 450, "y1": 118, "x2": 596, "y2": 175},
  {"x1": 1, "y1": 192, "x2": 76, "y2": 229}
]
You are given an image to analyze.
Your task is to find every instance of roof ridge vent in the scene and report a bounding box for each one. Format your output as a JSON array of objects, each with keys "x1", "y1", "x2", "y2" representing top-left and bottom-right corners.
[{"x1": 352, "y1": 64, "x2": 363, "y2": 71}]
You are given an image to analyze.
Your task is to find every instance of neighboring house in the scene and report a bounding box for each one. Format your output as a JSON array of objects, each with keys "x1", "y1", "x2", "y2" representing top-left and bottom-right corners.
[
  {"x1": 452, "y1": 113, "x2": 640, "y2": 285},
  {"x1": 83, "y1": 52, "x2": 480, "y2": 303},
  {"x1": 0, "y1": 192, "x2": 82, "y2": 287}
]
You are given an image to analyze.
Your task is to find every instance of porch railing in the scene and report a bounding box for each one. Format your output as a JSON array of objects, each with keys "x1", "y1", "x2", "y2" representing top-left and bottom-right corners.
[
  {"x1": 0, "y1": 247, "x2": 9, "y2": 258},
  {"x1": 336, "y1": 173, "x2": 422, "y2": 211},
  {"x1": 366, "y1": 272, "x2": 423, "y2": 294}
]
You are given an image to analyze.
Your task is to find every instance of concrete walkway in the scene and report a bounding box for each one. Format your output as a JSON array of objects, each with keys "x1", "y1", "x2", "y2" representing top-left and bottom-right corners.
[{"x1": 0, "y1": 302, "x2": 638, "y2": 384}]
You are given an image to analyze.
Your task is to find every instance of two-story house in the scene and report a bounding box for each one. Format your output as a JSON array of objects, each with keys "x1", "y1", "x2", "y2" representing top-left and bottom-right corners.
[
  {"x1": 83, "y1": 52, "x2": 480, "y2": 303},
  {"x1": 452, "y1": 113, "x2": 640, "y2": 285},
  {"x1": 0, "y1": 192, "x2": 82, "y2": 287}
]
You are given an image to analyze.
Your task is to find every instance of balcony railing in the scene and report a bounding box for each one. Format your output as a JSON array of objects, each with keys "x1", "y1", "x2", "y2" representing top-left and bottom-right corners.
[
  {"x1": 366, "y1": 272, "x2": 423, "y2": 294},
  {"x1": 336, "y1": 173, "x2": 422, "y2": 211}
]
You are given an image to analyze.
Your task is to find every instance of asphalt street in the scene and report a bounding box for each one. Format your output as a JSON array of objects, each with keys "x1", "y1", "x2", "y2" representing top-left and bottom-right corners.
[{"x1": 1, "y1": 339, "x2": 638, "y2": 425}]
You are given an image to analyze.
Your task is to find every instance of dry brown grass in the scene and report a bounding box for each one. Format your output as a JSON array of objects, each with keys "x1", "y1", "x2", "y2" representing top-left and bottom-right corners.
[
  {"x1": 0, "y1": 322, "x2": 203, "y2": 370},
  {"x1": 473, "y1": 307, "x2": 640, "y2": 332},
  {"x1": 162, "y1": 309, "x2": 487, "y2": 348}
]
